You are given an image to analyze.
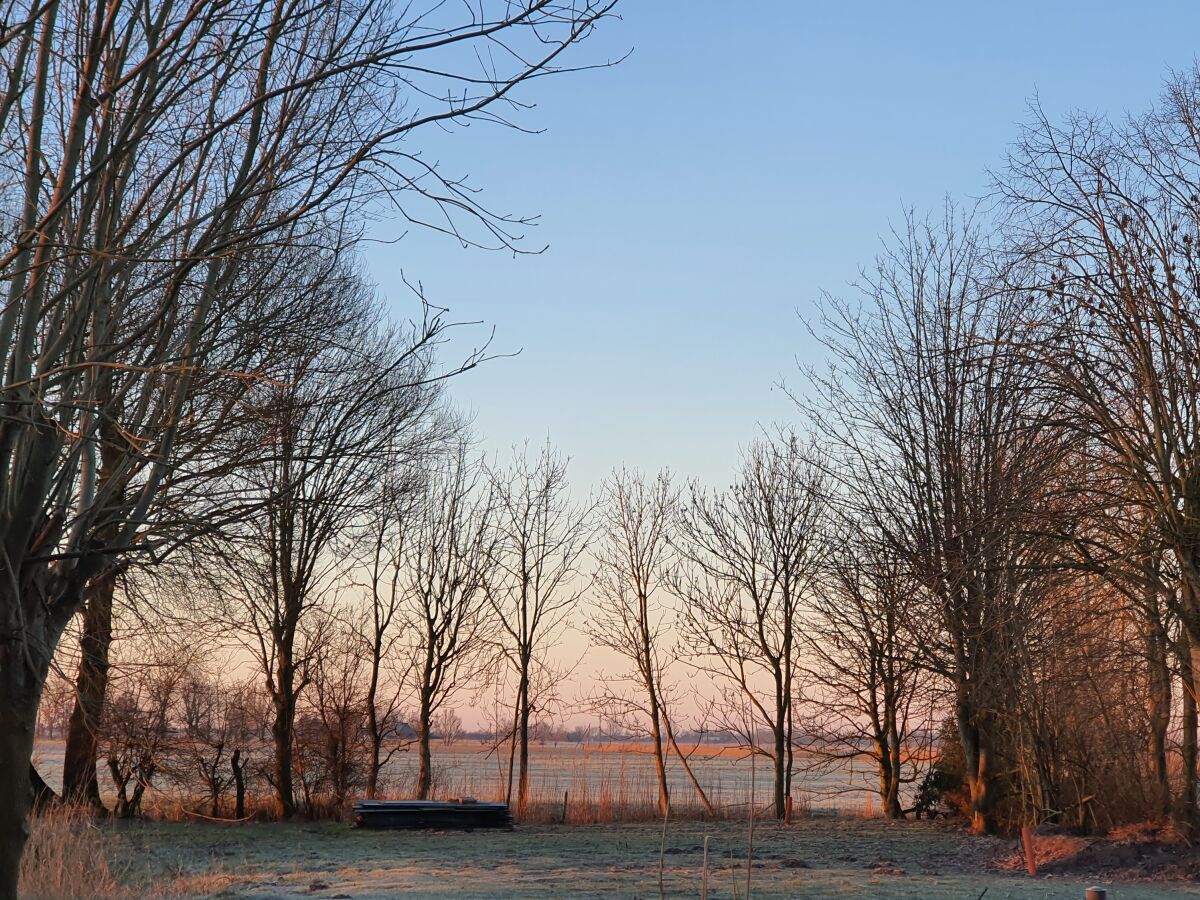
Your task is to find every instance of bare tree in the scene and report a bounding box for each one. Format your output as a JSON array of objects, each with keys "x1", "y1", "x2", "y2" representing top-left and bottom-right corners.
[
  {"x1": 221, "y1": 278, "x2": 449, "y2": 818},
  {"x1": 804, "y1": 530, "x2": 933, "y2": 819},
  {"x1": 675, "y1": 434, "x2": 826, "y2": 820},
  {"x1": 305, "y1": 623, "x2": 373, "y2": 811},
  {"x1": 589, "y1": 468, "x2": 713, "y2": 816},
  {"x1": 99, "y1": 649, "x2": 191, "y2": 819},
  {"x1": 432, "y1": 709, "x2": 465, "y2": 747},
  {"x1": 58, "y1": 244, "x2": 367, "y2": 810},
  {"x1": 360, "y1": 474, "x2": 421, "y2": 799},
  {"x1": 487, "y1": 444, "x2": 592, "y2": 817},
  {"x1": 400, "y1": 446, "x2": 497, "y2": 799},
  {"x1": 805, "y1": 207, "x2": 1064, "y2": 833},
  {"x1": 176, "y1": 670, "x2": 262, "y2": 819}
]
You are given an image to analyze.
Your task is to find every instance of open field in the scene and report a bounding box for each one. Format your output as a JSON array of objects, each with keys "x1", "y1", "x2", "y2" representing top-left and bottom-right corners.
[
  {"x1": 103, "y1": 817, "x2": 1200, "y2": 899},
  {"x1": 32, "y1": 738, "x2": 888, "y2": 820}
]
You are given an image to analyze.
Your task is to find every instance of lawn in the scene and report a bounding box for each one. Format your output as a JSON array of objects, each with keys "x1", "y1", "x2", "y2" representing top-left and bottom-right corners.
[{"x1": 107, "y1": 816, "x2": 1200, "y2": 899}]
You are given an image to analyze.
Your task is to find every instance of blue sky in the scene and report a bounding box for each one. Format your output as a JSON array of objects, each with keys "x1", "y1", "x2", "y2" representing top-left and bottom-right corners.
[{"x1": 364, "y1": 1, "x2": 1200, "y2": 496}]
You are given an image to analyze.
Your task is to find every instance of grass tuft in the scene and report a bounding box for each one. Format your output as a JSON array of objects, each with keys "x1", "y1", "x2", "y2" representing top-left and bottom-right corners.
[{"x1": 19, "y1": 806, "x2": 124, "y2": 900}]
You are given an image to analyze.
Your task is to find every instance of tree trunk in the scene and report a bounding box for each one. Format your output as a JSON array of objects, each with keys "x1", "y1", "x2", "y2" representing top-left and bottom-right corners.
[
  {"x1": 773, "y1": 683, "x2": 786, "y2": 820},
  {"x1": 416, "y1": 697, "x2": 433, "y2": 800},
  {"x1": 1146, "y1": 614, "x2": 1172, "y2": 819},
  {"x1": 1180, "y1": 630, "x2": 1199, "y2": 831},
  {"x1": 62, "y1": 422, "x2": 125, "y2": 810},
  {"x1": 0, "y1": 570, "x2": 73, "y2": 900},
  {"x1": 875, "y1": 730, "x2": 903, "y2": 820},
  {"x1": 0, "y1": 672, "x2": 39, "y2": 900},
  {"x1": 647, "y1": 694, "x2": 670, "y2": 817},
  {"x1": 957, "y1": 697, "x2": 994, "y2": 834},
  {"x1": 887, "y1": 723, "x2": 904, "y2": 819},
  {"x1": 107, "y1": 759, "x2": 134, "y2": 819},
  {"x1": 365, "y1": 633, "x2": 383, "y2": 799},
  {"x1": 231, "y1": 749, "x2": 246, "y2": 819},
  {"x1": 271, "y1": 660, "x2": 297, "y2": 819},
  {"x1": 504, "y1": 702, "x2": 518, "y2": 808},
  {"x1": 366, "y1": 703, "x2": 381, "y2": 800},
  {"x1": 30, "y1": 764, "x2": 59, "y2": 810},
  {"x1": 62, "y1": 571, "x2": 117, "y2": 808},
  {"x1": 517, "y1": 665, "x2": 530, "y2": 818}
]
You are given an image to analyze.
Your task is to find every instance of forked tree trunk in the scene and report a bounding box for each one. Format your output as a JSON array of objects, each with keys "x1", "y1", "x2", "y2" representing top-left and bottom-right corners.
[
  {"x1": 875, "y1": 730, "x2": 903, "y2": 820},
  {"x1": 956, "y1": 697, "x2": 995, "y2": 834}
]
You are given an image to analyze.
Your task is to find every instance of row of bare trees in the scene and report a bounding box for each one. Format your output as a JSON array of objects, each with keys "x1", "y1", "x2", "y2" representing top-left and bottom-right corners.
[
  {"x1": 43, "y1": 351, "x2": 1197, "y2": 837},
  {"x1": 583, "y1": 67, "x2": 1200, "y2": 838},
  {"x1": 47, "y1": 435, "x2": 595, "y2": 822},
  {"x1": 40, "y1": 635, "x2": 475, "y2": 820}
]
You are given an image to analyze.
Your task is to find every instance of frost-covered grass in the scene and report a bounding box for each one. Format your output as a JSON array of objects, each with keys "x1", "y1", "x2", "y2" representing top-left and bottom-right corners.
[{"x1": 106, "y1": 816, "x2": 1200, "y2": 899}]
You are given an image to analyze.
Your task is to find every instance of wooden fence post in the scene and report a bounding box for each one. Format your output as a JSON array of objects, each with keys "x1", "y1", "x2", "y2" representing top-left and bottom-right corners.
[{"x1": 1084, "y1": 888, "x2": 1106, "y2": 900}]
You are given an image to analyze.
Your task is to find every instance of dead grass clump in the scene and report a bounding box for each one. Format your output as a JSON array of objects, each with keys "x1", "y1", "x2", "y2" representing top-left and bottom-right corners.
[
  {"x1": 19, "y1": 805, "x2": 124, "y2": 900},
  {"x1": 995, "y1": 832, "x2": 1090, "y2": 873},
  {"x1": 1107, "y1": 819, "x2": 1191, "y2": 846},
  {"x1": 151, "y1": 862, "x2": 238, "y2": 897},
  {"x1": 19, "y1": 805, "x2": 240, "y2": 899}
]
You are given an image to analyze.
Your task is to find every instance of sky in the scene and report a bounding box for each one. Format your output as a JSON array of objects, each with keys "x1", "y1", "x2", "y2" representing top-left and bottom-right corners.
[{"x1": 364, "y1": 1, "x2": 1200, "y2": 498}]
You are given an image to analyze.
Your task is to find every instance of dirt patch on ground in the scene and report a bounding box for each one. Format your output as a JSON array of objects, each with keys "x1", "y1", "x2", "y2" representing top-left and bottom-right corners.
[{"x1": 994, "y1": 821, "x2": 1200, "y2": 882}]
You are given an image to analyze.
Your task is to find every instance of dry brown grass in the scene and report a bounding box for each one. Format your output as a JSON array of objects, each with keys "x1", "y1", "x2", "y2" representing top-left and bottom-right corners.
[
  {"x1": 19, "y1": 806, "x2": 125, "y2": 900},
  {"x1": 18, "y1": 805, "x2": 237, "y2": 899}
]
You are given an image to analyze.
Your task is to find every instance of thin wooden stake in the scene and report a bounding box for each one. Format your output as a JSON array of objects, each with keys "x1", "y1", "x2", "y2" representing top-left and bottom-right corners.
[
  {"x1": 701, "y1": 835, "x2": 709, "y2": 900},
  {"x1": 1021, "y1": 825, "x2": 1037, "y2": 876},
  {"x1": 562, "y1": 790, "x2": 569, "y2": 824}
]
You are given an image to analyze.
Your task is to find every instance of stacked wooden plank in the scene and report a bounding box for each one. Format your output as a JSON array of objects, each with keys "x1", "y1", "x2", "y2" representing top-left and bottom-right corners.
[{"x1": 352, "y1": 798, "x2": 513, "y2": 830}]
